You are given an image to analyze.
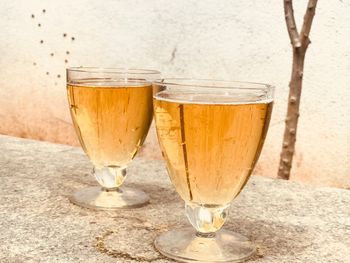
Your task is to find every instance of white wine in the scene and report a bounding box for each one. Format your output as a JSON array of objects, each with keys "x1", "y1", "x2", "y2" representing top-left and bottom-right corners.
[
  {"x1": 67, "y1": 81, "x2": 153, "y2": 168},
  {"x1": 154, "y1": 91, "x2": 273, "y2": 205}
]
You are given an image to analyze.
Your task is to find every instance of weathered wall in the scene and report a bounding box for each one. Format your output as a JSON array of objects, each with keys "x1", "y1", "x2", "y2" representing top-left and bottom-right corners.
[{"x1": 0, "y1": 0, "x2": 349, "y2": 188}]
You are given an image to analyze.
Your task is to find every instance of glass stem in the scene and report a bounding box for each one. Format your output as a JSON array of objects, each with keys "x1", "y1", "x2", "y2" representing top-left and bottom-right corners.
[
  {"x1": 185, "y1": 203, "x2": 230, "y2": 233},
  {"x1": 93, "y1": 165, "x2": 127, "y2": 189},
  {"x1": 196, "y1": 231, "x2": 216, "y2": 238},
  {"x1": 101, "y1": 186, "x2": 122, "y2": 192}
]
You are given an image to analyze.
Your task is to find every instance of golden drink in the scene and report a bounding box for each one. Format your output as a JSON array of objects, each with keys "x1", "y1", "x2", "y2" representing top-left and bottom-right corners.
[
  {"x1": 154, "y1": 93, "x2": 273, "y2": 205},
  {"x1": 67, "y1": 81, "x2": 153, "y2": 168}
]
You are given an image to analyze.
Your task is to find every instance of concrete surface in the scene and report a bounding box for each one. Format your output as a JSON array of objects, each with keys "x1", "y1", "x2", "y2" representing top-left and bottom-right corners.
[
  {"x1": 0, "y1": 0, "x2": 349, "y2": 188},
  {"x1": 0, "y1": 135, "x2": 349, "y2": 263}
]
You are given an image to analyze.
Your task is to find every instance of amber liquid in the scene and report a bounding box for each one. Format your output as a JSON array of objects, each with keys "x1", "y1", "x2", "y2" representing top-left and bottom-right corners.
[
  {"x1": 154, "y1": 92, "x2": 273, "y2": 205},
  {"x1": 67, "y1": 81, "x2": 153, "y2": 168}
]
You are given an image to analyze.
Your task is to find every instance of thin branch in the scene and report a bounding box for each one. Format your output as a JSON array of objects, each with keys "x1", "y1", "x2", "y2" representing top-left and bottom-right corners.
[
  {"x1": 300, "y1": 0, "x2": 318, "y2": 47},
  {"x1": 284, "y1": 0, "x2": 301, "y2": 48},
  {"x1": 278, "y1": 0, "x2": 318, "y2": 180}
]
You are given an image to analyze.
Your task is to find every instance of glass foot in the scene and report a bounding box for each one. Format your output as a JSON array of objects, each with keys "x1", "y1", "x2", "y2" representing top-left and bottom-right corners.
[
  {"x1": 155, "y1": 227, "x2": 255, "y2": 263},
  {"x1": 69, "y1": 186, "x2": 149, "y2": 210}
]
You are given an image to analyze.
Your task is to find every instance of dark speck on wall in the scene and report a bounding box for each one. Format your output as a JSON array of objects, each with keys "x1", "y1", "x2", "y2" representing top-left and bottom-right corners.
[
  {"x1": 42, "y1": 9, "x2": 46, "y2": 13},
  {"x1": 46, "y1": 72, "x2": 50, "y2": 75},
  {"x1": 31, "y1": 14, "x2": 35, "y2": 18},
  {"x1": 65, "y1": 59, "x2": 68, "y2": 64},
  {"x1": 40, "y1": 40, "x2": 44, "y2": 44},
  {"x1": 38, "y1": 23, "x2": 41, "y2": 27},
  {"x1": 71, "y1": 37, "x2": 75, "y2": 41},
  {"x1": 66, "y1": 51, "x2": 70, "y2": 55},
  {"x1": 63, "y1": 33, "x2": 67, "y2": 37},
  {"x1": 33, "y1": 62, "x2": 37, "y2": 66},
  {"x1": 50, "y1": 53, "x2": 54, "y2": 57},
  {"x1": 57, "y1": 74, "x2": 61, "y2": 78}
]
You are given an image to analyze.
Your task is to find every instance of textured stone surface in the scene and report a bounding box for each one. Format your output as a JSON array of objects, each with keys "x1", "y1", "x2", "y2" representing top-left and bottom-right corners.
[{"x1": 0, "y1": 135, "x2": 349, "y2": 263}]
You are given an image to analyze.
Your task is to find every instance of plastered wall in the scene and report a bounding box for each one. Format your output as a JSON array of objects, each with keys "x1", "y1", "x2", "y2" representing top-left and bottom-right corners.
[{"x1": 0, "y1": 0, "x2": 349, "y2": 188}]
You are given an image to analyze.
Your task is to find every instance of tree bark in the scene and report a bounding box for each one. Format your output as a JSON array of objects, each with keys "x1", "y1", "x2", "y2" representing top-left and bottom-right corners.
[{"x1": 278, "y1": 0, "x2": 318, "y2": 180}]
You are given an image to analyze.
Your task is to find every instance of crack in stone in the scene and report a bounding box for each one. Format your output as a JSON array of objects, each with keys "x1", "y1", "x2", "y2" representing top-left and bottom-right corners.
[
  {"x1": 94, "y1": 230, "x2": 166, "y2": 262},
  {"x1": 93, "y1": 215, "x2": 178, "y2": 262}
]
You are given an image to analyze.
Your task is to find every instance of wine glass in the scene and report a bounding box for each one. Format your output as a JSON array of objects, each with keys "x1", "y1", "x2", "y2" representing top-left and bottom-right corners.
[
  {"x1": 66, "y1": 67, "x2": 160, "y2": 210},
  {"x1": 153, "y1": 79, "x2": 274, "y2": 262}
]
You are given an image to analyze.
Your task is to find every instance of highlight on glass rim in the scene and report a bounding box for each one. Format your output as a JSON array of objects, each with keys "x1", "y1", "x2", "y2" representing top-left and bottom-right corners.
[{"x1": 1, "y1": 1, "x2": 349, "y2": 263}]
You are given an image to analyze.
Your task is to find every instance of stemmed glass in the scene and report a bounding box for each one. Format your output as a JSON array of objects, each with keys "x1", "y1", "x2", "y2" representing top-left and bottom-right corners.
[
  {"x1": 66, "y1": 67, "x2": 160, "y2": 210},
  {"x1": 153, "y1": 79, "x2": 274, "y2": 262}
]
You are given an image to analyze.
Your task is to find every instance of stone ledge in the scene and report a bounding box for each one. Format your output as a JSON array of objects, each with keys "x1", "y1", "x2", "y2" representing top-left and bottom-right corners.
[{"x1": 0, "y1": 135, "x2": 349, "y2": 262}]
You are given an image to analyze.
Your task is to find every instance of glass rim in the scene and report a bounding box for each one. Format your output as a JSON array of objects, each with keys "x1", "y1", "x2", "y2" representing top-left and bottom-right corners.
[
  {"x1": 153, "y1": 78, "x2": 274, "y2": 91},
  {"x1": 66, "y1": 67, "x2": 161, "y2": 75}
]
